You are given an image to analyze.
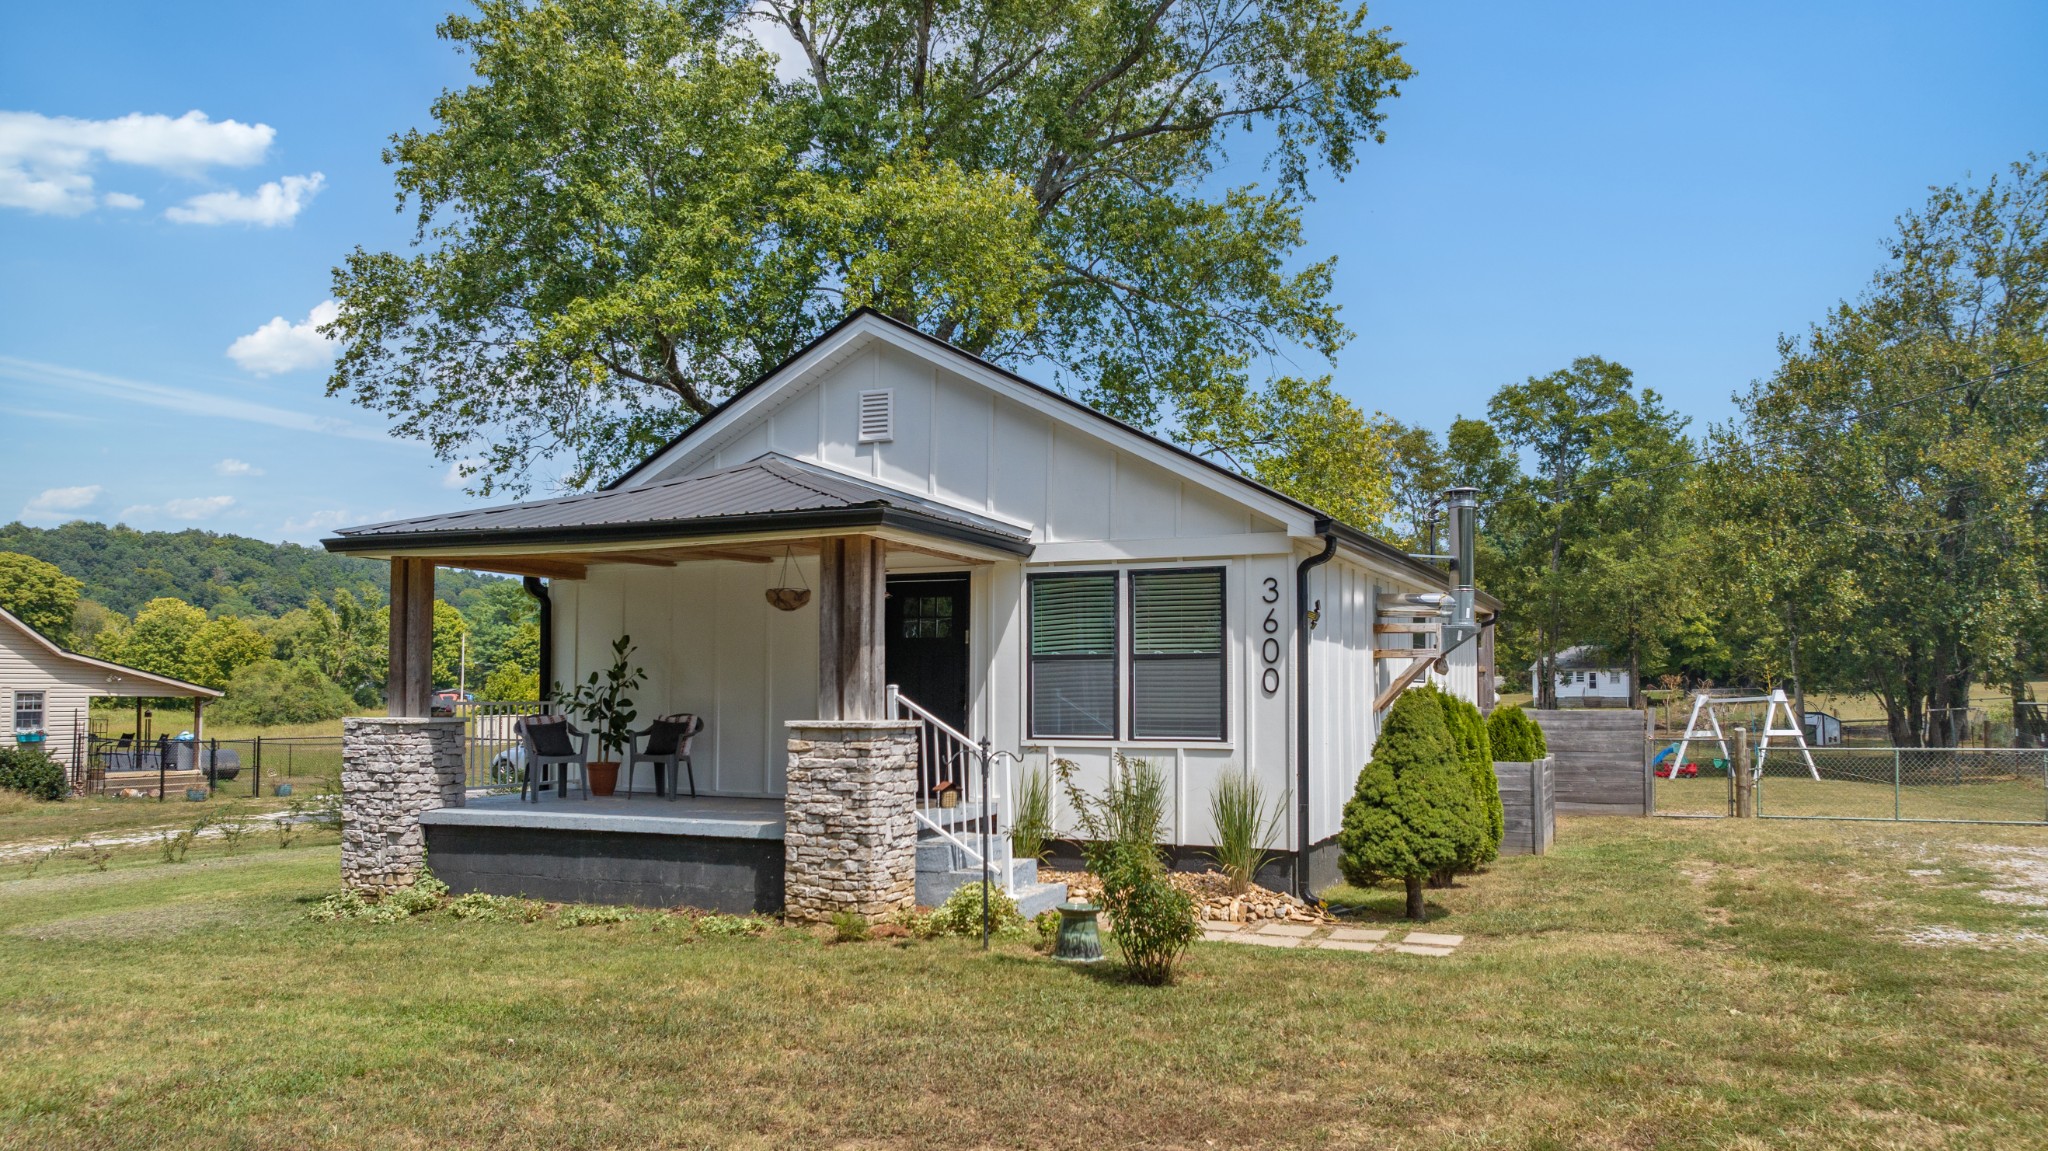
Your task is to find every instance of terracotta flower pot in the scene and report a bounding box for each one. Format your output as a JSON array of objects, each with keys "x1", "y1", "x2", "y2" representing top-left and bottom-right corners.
[{"x1": 587, "y1": 761, "x2": 620, "y2": 797}]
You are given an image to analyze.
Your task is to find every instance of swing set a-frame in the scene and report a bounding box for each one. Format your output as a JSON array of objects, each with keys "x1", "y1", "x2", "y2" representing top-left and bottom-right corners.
[{"x1": 1673, "y1": 688, "x2": 1819, "y2": 781}]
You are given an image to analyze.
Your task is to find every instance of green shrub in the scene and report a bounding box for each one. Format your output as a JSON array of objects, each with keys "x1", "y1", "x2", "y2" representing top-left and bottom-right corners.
[
  {"x1": 448, "y1": 892, "x2": 544, "y2": 922},
  {"x1": 0, "y1": 747, "x2": 66, "y2": 801},
  {"x1": 691, "y1": 914, "x2": 767, "y2": 938},
  {"x1": 1487, "y1": 704, "x2": 1549, "y2": 761},
  {"x1": 1011, "y1": 766, "x2": 1053, "y2": 865},
  {"x1": 1056, "y1": 756, "x2": 1198, "y2": 983},
  {"x1": 1339, "y1": 687, "x2": 1484, "y2": 919},
  {"x1": 1095, "y1": 840, "x2": 1199, "y2": 984},
  {"x1": 929, "y1": 881, "x2": 1028, "y2": 939},
  {"x1": 1207, "y1": 770, "x2": 1282, "y2": 894},
  {"x1": 210, "y1": 659, "x2": 354, "y2": 726},
  {"x1": 828, "y1": 910, "x2": 870, "y2": 943},
  {"x1": 307, "y1": 875, "x2": 447, "y2": 923},
  {"x1": 1437, "y1": 691, "x2": 1503, "y2": 873},
  {"x1": 556, "y1": 903, "x2": 635, "y2": 928}
]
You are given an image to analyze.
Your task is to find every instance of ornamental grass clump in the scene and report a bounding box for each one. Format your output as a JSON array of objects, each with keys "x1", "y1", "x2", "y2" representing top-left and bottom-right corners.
[
  {"x1": 1487, "y1": 704, "x2": 1548, "y2": 761},
  {"x1": 1339, "y1": 687, "x2": 1484, "y2": 920},
  {"x1": 1055, "y1": 755, "x2": 1198, "y2": 984},
  {"x1": 1208, "y1": 770, "x2": 1282, "y2": 894},
  {"x1": 1436, "y1": 690, "x2": 1503, "y2": 876},
  {"x1": 1010, "y1": 767, "x2": 1053, "y2": 865}
]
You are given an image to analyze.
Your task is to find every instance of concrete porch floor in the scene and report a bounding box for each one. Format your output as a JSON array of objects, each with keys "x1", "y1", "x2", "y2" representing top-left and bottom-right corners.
[{"x1": 422, "y1": 792, "x2": 785, "y2": 839}]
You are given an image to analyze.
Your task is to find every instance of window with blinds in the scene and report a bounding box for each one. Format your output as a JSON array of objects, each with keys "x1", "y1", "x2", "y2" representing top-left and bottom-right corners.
[
  {"x1": 1130, "y1": 569, "x2": 1225, "y2": 739},
  {"x1": 1028, "y1": 574, "x2": 1117, "y2": 738}
]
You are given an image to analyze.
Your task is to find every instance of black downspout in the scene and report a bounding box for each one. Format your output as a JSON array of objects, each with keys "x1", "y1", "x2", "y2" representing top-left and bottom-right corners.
[
  {"x1": 521, "y1": 577, "x2": 553, "y2": 699},
  {"x1": 1295, "y1": 522, "x2": 1339, "y2": 899}
]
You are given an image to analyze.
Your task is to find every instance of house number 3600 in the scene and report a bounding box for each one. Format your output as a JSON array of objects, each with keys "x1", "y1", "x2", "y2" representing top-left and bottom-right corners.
[{"x1": 1260, "y1": 577, "x2": 1282, "y2": 695}]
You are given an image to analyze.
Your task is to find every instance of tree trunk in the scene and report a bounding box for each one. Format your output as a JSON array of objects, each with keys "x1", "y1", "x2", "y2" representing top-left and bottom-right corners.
[
  {"x1": 1404, "y1": 874, "x2": 1426, "y2": 920},
  {"x1": 1786, "y1": 609, "x2": 1804, "y2": 722}
]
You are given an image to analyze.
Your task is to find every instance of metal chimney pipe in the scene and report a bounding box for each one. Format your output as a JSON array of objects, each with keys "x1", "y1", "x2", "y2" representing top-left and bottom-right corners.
[{"x1": 1444, "y1": 487, "x2": 1479, "y2": 646}]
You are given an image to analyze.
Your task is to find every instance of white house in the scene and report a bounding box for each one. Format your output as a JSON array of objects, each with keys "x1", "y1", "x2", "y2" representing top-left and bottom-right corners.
[
  {"x1": 1533, "y1": 645, "x2": 1632, "y2": 708},
  {"x1": 0, "y1": 605, "x2": 221, "y2": 788},
  {"x1": 325, "y1": 310, "x2": 1498, "y2": 904}
]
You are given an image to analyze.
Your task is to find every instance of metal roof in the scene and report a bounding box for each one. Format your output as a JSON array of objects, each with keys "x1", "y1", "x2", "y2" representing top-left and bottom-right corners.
[{"x1": 324, "y1": 454, "x2": 1032, "y2": 554}]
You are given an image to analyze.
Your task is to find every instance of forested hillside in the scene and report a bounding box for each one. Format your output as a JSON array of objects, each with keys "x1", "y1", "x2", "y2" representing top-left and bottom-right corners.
[{"x1": 0, "y1": 520, "x2": 502, "y2": 615}]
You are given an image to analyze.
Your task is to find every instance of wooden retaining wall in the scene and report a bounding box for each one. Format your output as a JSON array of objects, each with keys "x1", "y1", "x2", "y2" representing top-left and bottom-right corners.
[
  {"x1": 1493, "y1": 756, "x2": 1554, "y2": 855},
  {"x1": 1529, "y1": 709, "x2": 1652, "y2": 816}
]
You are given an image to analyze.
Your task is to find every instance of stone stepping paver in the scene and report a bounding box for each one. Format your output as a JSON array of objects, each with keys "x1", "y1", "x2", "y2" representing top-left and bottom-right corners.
[
  {"x1": 1403, "y1": 932, "x2": 1464, "y2": 947},
  {"x1": 1327, "y1": 927, "x2": 1389, "y2": 942},
  {"x1": 1390, "y1": 943, "x2": 1456, "y2": 957},
  {"x1": 1225, "y1": 932, "x2": 1302, "y2": 948},
  {"x1": 1318, "y1": 940, "x2": 1379, "y2": 953},
  {"x1": 1256, "y1": 923, "x2": 1318, "y2": 937}
]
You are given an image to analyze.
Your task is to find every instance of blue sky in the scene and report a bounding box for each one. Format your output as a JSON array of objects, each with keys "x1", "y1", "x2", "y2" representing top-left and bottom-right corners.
[{"x1": 1, "y1": 1, "x2": 2042, "y2": 544}]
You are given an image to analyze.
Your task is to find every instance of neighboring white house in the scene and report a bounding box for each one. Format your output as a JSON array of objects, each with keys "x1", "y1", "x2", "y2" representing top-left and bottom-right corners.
[
  {"x1": 326, "y1": 310, "x2": 1499, "y2": 890},
  {"x1": 1531, "y1": 645, "x2": 1632, "y2": 708},
  {"x1": 0, "y1": 605, "x2": 221, "y2": 779}
]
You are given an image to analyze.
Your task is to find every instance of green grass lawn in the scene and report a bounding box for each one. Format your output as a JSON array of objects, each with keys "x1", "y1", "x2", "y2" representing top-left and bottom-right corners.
[{"x1": 4, "y1": 816, "x2": 2048, "y2": 1149}]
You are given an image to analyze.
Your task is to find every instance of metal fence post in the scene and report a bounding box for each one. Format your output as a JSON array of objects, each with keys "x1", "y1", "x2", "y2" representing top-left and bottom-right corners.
[
  {"x1": 1734, "y1": 727, "x2": 1753, "y2": 817},
  {"x1": 1894, "y1": 748, "x2": 1902, "y2": 821}
]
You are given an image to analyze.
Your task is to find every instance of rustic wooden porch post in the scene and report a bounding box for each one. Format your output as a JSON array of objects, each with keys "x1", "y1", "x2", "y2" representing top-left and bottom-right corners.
[
  {"x1": 387, "y1": 557, "x2": 435, "y2": 718},
  {"x1": 816, "y1": 537, "x2": 887, "y2": 720}
]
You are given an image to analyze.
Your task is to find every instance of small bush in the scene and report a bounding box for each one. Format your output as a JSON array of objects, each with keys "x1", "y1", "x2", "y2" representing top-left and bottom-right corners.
[
  {"x1": 1487, "y1": 704, "x2": 1549, "y2": 761},
  {"x1": 1031, "y1": 908, "x2": 1060, "y2": 943},
  {"x1": 828, "y1": 910, "x2": 870, "y2": 943},
  {"x1": 216, "y1": 816, "x2": 253, "y2": 856},
  {"x1": 930, "y1": 881, "x2": 1028, "y2": 939},
  {"x1": 1208, "y1": 770, "x2": 1282, "y2": 894},
  {"x1": 691, "y1": 914, "x2": 767, "y2": 938},
  {"x1": 307, "y1": 875, "x2": 447, "y2": 923},
  {"x1": 1339, "y1": 688, "x2": 1483, "y2": 919},
  {"x1": 0, "y1": 747, "x2": 66, "y2": 801},
  {"x1": 448, "y1": 892, "x2": 546, "y2": 922},
  {"x1": 1437, "y1": 691, "x2": 1503, "y2": 873},
  {"x1": 1095, "y1": 840, "x2": 1199, "y2": 984},
  {"x1": 156, "y1": 814, "x2": 212, "y2": 864},
  {"x1": 556, "y1": 903, "x2": 636, "y2": 928}
]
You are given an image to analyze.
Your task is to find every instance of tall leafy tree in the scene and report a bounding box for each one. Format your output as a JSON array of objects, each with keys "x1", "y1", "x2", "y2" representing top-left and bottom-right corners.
[
  {"x1": 1728, "y1": 157, "x2": 2048, "y2": 745},
  {"x1": 0, "y1": 552, "x2": 82, "y2": 644},
  {"x1": 327, "y1": 0, "x2": 1414, "y2": 505}
]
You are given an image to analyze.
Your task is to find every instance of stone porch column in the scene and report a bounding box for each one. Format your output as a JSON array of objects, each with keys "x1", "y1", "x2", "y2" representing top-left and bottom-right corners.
[
  {"x1": 783, "y1": 720, "x2": 920, "y2": 923},
  {"x1": 341, "y1": 716, "x2": 465, "y2": 894}
]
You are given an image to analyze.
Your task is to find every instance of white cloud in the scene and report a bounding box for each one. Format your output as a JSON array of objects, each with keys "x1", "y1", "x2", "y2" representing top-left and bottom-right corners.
[
  {"x1": 282, "y1": 509, "x2": 356, "y2": 536},
  {"x1": 443, "y1": 459, "x2": 485, "y2": 489},
  {"x1": 0, "y1": 110, "x2": 272, "y2": 216},
  {"x1": 20, "y1": 484, "x2": 101, "y2": 519},
  {"x1": 102, "y1": 191, "x2": 143, "y2": 210},
  {"x1": 225, "y1": 299, "x2": 341, "y2": 376},
  {"x1": 120, "y1": 495, "x2": 235, "y2": 522},
  {"x1": 0, "y1": 354, "x2": 390, "y2": 443},
  {"x1": 166, "y1": 172, "x2": 322, "y2": 226},
  {"x1": 214, "y1": 458, "x2": 262, "y2": 477}
]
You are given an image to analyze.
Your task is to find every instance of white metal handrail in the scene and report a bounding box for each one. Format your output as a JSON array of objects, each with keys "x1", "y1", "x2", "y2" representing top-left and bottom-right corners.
[{"x1": 890, "y1": 685, "x2": 1015, "y2": 896}]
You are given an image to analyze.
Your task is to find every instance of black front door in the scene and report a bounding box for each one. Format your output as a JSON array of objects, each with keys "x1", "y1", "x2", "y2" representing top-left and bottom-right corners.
[{"x1": 884, "y1": 573, "x2": 971, "y2": 733}]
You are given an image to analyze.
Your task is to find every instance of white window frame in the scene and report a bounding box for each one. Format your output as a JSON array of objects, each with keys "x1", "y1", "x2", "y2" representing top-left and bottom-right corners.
[{"x1": 13, "y1": 689, "x2": 46, "y2": 733}]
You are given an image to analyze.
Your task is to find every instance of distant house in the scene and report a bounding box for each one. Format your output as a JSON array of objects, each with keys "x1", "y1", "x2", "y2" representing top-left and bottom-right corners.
[
  {"x1": 0, "y1": 606, "x2": 220, "y2": 786},
  {"x1": 1530, "y1": 645, "x2": 1631, "y2": 708}
]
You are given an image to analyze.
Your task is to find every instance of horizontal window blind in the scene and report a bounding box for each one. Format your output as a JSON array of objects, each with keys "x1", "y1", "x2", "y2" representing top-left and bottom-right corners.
[
  {"x1": 1131, "y1": 569, "x2": 1224, "y2": 739},
  {"x1": 1029, "y1": 574, "x2": 1116, "y2": 737}
]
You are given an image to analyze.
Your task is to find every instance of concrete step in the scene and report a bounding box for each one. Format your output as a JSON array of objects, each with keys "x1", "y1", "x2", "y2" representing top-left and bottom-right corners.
[
  {"x1": 916, "y1": 831, "x2": 1012, "y2": 874},
  {"x1": 915, "y1": 858, "x2": 1056, "y2": 912}
]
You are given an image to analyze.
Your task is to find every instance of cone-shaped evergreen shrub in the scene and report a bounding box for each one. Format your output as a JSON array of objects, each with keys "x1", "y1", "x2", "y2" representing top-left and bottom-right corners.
[
  {"x1": 1437, "y1": 690, "x2": 1502, "y2": 871},
  {"x1": 1487, "y1": 704, "x2": 1549, "y2": 761},
  {"x1": 1338, "y1": 688, "x2": 1483, "y2": 919}
]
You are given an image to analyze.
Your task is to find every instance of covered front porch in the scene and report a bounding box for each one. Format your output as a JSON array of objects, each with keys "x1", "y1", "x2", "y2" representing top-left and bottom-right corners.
[{"x1": 325, "y1": 454, "x2": 1056, "y2": 918}]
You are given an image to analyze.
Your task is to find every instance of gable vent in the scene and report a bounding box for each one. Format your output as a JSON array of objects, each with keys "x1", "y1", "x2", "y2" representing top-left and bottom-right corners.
[{"x1": 857, "y1": 389, "x2": 895, "y2": 442}]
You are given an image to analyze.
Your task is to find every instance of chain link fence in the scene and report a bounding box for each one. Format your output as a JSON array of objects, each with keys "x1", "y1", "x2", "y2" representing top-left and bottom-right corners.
[{"x1": 1647, "y1": 738, "x2": 2048, "y2": 824}]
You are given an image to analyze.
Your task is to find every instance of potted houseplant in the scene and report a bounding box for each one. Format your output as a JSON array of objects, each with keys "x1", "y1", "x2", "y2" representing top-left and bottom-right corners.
[{"x1": 553, "y1": 635, "x2": 645, "y2": 798}]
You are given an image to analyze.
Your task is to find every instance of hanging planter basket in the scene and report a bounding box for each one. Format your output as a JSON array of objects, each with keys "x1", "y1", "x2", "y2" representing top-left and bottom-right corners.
[{"x1": 765, "y1": 546, "x2": 811, "y2": 612}]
